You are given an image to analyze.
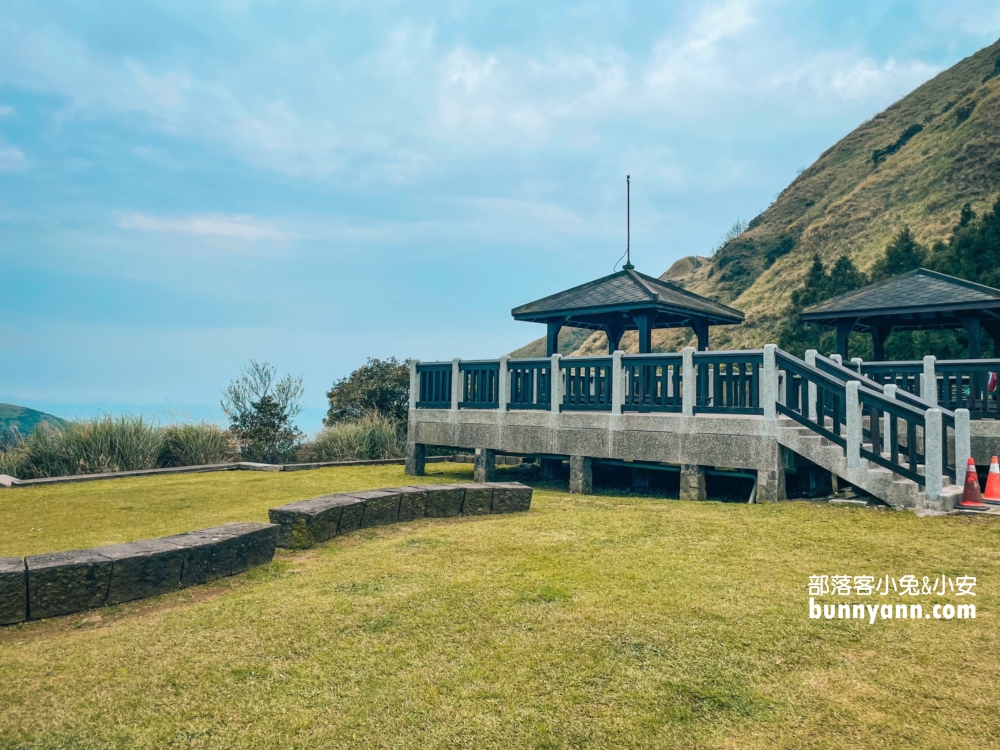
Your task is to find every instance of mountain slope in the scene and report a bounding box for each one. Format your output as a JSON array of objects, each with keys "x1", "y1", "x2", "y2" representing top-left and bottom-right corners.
[
  {"x1": 548, "y1": 37, "x2": 1000, "y2": 356},
  {"x1": 0, "y1": 404, "x2": 69, "y2": 437}
]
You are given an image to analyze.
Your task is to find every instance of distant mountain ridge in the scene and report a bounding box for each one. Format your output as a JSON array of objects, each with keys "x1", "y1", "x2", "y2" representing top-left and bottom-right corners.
[
  {"x1": 514, "y1": 37, "x2": 1000, "y2": 356},
  {"x1": 0, "y1": 404, "x2": 70, "y2": 436}
]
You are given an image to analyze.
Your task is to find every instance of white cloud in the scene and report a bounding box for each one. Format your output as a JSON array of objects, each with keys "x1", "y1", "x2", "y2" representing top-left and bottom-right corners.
[
  {"x1": 0, "y1": 146, "x2": 26, "y2": 170},
  {"x1": 118, "y1": 212, "x2": 284, "y2": 241},
  {"x1": 0, "y1": 105, "x2": 13, "y2": 117}
]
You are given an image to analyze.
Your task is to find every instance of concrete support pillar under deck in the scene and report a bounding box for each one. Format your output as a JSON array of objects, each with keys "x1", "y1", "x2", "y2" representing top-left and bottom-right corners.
[
  {"x1": 756, "y1": 468, "x2": 786, "y2": 502},
  {"x1": 569, "y1": 456, "x2": 593, "y2": 494},
  {"x1": 405, "y1": 442, "x2": 426, "y2": 476},
  {"x1": 680, "y1": 464, "x2": 706, "y2": 501},
  {"x1": 474, "y1": 448, "x2": 496, "y2": 483}
]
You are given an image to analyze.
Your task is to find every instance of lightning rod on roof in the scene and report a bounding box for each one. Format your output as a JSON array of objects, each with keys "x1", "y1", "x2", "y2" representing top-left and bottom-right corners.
[{"x1": 623, "y1": 174, "x2": 634, "y2": 270}]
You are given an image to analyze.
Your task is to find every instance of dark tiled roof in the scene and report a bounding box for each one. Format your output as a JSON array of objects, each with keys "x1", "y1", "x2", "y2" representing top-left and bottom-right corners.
[
  {"x1": 512, "y1": 269, "x2": 743, "y2": 323},
  {"x1": 802, "y1": 269, "x2": 1000, "y2": 318}
]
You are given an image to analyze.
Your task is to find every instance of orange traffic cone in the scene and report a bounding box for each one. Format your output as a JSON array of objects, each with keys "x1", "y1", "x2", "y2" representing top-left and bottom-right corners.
[
  {"x1": 984, "y1": 456, "x2": 1000, "y2": 505},
  {"x1": 959, "y1": 457, "x2": 987, "y2": 509}
]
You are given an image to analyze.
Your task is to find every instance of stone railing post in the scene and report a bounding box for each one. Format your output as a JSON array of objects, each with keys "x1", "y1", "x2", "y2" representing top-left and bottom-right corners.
[
  {"x1": 682, "y1": 346, "x2": 695, "y2": 417},
  {"x1": 846, "y1": 381, "x2": 862, "y2": 469},
  {"x1": 550, "y1": 354, "x2": 563, "y2": 414},
  {"x1": 805, "y1": 349, "x2": 818, "y2": 421},
  {"x1": 498, "y1": 355, "x2": 509, "y2": 411},
  {"x1": 851, "y1": 357, "x2": 863, "y2": 373},
  {"x1": 924, "y1": 408, "x2": 943, "y2": 505},
  {"x1": 451, "y1": 358, "x2": 461, "y2": 411},
  {"x1": 763, "y1": 344, "x2": 777, "y2": 420},
  {"x1": 408, "y1": 359, "x2": 419, "y2": 410},
  {"x1": 955, "y1": 408, "x2": 971, "y2": 474},
  {"x1": 830, "y1": 354, "x2": 843, "y2": 366},
  {"x1": 611, "y1": 350, "x2": 625, "y2": 414},
  {"x1": 922, "y1": 355, "x2": 937, "y2": 405},
  {"x1": 882, "y1": 384, "x2": 897, "y2": 457}
]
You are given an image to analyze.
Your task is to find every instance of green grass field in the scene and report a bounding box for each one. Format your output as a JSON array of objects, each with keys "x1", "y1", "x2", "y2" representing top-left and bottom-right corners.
[{"x1": 2, "y1": 465, "x2": 999, "y2": 749}]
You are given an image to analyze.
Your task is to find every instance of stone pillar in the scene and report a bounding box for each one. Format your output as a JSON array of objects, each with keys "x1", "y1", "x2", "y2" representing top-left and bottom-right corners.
[
  {"x1": 569, "y1": 455, "x2": 592, "y2": 494},
  {"x1": 763, "y1": 344, "x2": 778, "y2": 420},
  {"x1": 805, "y1": 349, "x2": 818, "y2": 421},
  {"x1": 451, "y1": 358, "x2": 461, "y2": 410},
  {"x1": 924, "y1": 408, "x2": 943, "y2": 507},
  {"x1": 611, "y1": 350, "x2": 626, "y2": 414},
  {"x1": 680, "y1": 464, "x2": 706, "y2": 500},
  {"x1": 498, "y1": 355, "x2": 510, "y2": 411},
  {"x1": 955, "y1": 408, "x2": 971, "y2": 476},
  {"x1": 550, "y1": 354, "x2": 563, "y2": 414},
  {"x1": 922, "y1": 355, "x2": 937, "y2": 405},
  {"x1": 682, "y1": 346, "x2": 695, "y2": 417},
  {"x1": 405, "y1": 442, "x2": 426, "y2": 476},
  {"x1": 408, "y1": 359, "x2": 419, "y2": 410},
  {"x1": 846, "y1": 381, "x2": 862, "y2": 469},
  {"x1": 474, "y1": 448, "x2": 496, "y2": 483},
  {"x1": 756, "y1": 467, "x2": 786, "y2": 502}
]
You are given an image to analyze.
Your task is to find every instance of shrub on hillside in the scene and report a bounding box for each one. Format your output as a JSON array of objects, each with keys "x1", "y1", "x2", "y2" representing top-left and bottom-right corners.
[
  {"x1": 299, "y1": 413, "x2": 405, "y2": 462},
  {"x1": 160, "y1": 423, "x2": 237, "y2": 467}
]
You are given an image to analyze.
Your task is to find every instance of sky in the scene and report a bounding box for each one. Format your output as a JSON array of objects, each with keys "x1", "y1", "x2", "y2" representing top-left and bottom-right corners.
[{"x1": 2, "y1": 1, "x2": 1000, "y2": 434}]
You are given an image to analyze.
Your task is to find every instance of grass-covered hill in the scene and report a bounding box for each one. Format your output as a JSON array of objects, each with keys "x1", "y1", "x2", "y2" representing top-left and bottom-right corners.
[
  {"x1": 0, "y1": 403, "x2": 69, "y2": 437},
  {"x1": 521, "y1": 37, "x2": 1000, "y2": 357}
]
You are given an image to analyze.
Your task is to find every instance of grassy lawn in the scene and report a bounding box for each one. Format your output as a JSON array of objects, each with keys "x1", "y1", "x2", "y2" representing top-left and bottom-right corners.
[
  {"x1": 0, "y1": 462, "x2": 478, "y2": 557},
  {"x1": 2, "y1": 467, "x2": 1000, "y2": 748}
]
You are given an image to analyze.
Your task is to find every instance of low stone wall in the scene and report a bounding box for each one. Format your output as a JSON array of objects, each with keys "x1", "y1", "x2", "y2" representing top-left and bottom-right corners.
[
  {"x1": 0, "y1": 523, "x2": 278, "y2": 625},
  {"x1": 268, "y1": 482, "x2": 534, "y2": 549},
  {"x1": 1, "y1": 481, "x2": 535, "y2": 625}
]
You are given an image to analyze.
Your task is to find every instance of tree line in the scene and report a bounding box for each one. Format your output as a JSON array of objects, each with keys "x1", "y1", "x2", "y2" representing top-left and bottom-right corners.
[{"x1": 778, "y1": 196, "x2": 1000, "y2": 359}]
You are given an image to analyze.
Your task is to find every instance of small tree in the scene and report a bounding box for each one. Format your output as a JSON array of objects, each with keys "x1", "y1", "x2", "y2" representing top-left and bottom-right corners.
[
  {"x1": 325, "y1": 357, "x2": 410, "y2": 425},
  {"x1": 222, "y1": 361, "x2": 304, "y2": 463},
  {"x1": 871, "y1": 226, "x2": 926, "y2": 282}
]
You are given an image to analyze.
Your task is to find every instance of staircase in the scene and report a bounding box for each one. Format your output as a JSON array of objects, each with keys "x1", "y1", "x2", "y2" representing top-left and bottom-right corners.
[
  {"x1": 776, "y1": 419, "x2": 962, "y2": 510},
  {"x1": 770, "y1": 347, "x2": 968, "y2": 511}
]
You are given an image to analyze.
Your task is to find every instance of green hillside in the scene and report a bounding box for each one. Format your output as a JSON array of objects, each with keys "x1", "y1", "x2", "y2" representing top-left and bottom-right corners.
[
  {"x1": 0, "y1": 404, "x2": 70, "y2": 437},
  {"x1": 520, "y1": 37, "x2": 1000, "y2": 357}
]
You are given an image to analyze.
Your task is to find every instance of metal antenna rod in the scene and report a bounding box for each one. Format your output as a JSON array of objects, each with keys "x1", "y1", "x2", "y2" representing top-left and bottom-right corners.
[{"x1": 624, "y1": 174, "x2": 634, "y2": 270}]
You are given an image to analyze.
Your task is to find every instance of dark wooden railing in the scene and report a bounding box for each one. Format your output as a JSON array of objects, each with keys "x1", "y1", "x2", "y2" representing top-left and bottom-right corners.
[
  {"x1": 936, "y1": 359, "x2": 1000, "y2": 419},
  {"x1": 416, "y1": 362, "x2": 452, "y2": 409},
  {"x1": 508, "y1": 359, "x2": 551, "y2": 410},
  {"x1": 693, "y1": 351, "x2": 763, "y2": 415},
  {"x1": 776, "y1": 351, "x2": 846, "y2": 447},
  {"x1": 859, "y1": 361, "x2": 923, "y2": 395},
  {"x1": 622, "y1": 354, "x2": 683, "y2": 413},
  {"x1": 458, "y1": 360, "x2": 499, "y2": 409},
  {"x1": 561, "y1": 357, "x2": 613, "y2": 412},
  {"x1": 858, "y1": 386, "x2": 926, "y2": 486}
]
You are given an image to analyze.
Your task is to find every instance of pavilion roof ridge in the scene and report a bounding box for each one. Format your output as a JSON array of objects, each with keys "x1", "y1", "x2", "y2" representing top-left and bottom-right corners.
[{"x1": 626, "y1": 268, "x2": 745, "y2": 319}]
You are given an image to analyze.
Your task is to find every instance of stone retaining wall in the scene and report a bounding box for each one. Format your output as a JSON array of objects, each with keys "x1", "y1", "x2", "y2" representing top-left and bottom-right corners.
[
  {"x1": 268, "y1": 482, "x2": 533, "y2": 549},
  {"x1": 1, "y1": 523, "x2": 278, "y2": 625},
  {"x1": 1, "y1": 481, "x2": 535, "y2": 625}
]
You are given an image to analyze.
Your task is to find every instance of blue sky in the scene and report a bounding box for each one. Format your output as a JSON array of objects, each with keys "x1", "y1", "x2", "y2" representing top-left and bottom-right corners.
[{"x1": 3, "y1": 1, "x2": 999, "y2": 434}]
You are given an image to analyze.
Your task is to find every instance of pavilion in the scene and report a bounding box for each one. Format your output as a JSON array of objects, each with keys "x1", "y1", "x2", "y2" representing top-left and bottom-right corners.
[
  {"x1": 801, "y1": 268, "x2": 1000, "y2": 359},
  {"x1": 511, "y1": 266, "x2": 745, "y2": 355}
]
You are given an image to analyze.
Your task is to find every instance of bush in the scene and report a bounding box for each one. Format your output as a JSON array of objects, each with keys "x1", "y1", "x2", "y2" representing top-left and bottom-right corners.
[
  {"x1": 299, "y1": 413, "x2": 405, "y2": 462},
  {"x1": 2, "y1": 415, "x2": 163, "y2": 479},
  {"x1": 0, "y1": 417, "x2": 240, "y2": 480},
  {"x1": 160, "y1": 423, "x2": 237, "y2": 467},
  {"x1": 325, "y1": 358, "x2": 410, "y2": 425}
]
